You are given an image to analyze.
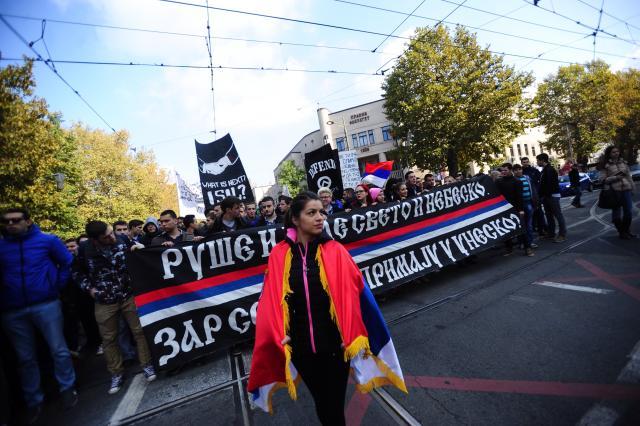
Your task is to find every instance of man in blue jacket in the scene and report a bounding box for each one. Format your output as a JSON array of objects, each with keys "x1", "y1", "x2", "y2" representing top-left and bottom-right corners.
[{"x1": 0, "y1": 207, "x2": 77, "y2": 423}]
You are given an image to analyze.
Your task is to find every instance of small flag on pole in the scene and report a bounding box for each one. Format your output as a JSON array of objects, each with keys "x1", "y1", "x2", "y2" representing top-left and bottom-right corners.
[{"x1": 362, "y1": 161, "x2": 394, "y2": 188}]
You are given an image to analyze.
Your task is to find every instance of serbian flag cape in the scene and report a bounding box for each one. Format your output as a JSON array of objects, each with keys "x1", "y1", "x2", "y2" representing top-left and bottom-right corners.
[
  {"x1": 247, "y1": 231, "x2": 406, "y2": 414},
  {"x1": 362, "y1": 160, "x2": 394, "y2": 188}
]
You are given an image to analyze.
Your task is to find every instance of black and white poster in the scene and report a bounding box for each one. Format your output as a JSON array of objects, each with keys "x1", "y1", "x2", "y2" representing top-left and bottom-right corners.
[
  {"x1": 304, "y1": 143, "x2": 343, "y2": 199},
  {"x1": 128, "y1": 176, "x2": 522, "y2": 369},
  {"x1": 195, "y1": 134, "x2": 254, "y2": 208}
]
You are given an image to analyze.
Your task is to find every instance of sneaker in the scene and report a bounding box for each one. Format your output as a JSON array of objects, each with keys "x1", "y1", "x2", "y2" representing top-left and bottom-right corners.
[
  {"x1": 553, "y1": 235, "x2": 566, "y2": 243},
  {"x1": 530, "y1": 243, "x2": 539, "y2": 249},
  {"x1": 525, "y1": 248, "x2": 535, "y2": 257},
  {"x1": 143, "y1": 364, "x2": 157, "y2": 382},
  {"x1": 25, "y1": 404, "x2": 42, "y2": 425},
  {"x1": 96, "y1": 345, "x2": 104, "y2": 356},
  {"x1": 109, "y1": 374, "x2": 124, "y2": 395},
  {"x1": 61, "y1": 387, "x2": 78, "y2": 410}
]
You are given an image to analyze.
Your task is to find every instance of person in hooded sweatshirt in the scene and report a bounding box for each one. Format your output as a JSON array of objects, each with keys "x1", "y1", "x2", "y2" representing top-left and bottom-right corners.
[{"x1": 139, "y1": 217, "x2": 161, "y2": 246}]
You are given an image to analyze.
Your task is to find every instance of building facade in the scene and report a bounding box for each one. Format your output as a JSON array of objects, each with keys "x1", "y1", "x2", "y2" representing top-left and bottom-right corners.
[{"x1": 275, "y1": 99, "x2": 555, "y2": 184}]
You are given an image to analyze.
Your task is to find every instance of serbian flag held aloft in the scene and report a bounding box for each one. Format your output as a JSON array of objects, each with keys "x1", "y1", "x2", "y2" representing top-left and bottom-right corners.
[
  {"x1": 362, "y1": 160, "x2": 394, "y2": 188},
  {"x1": 247, "y1": 235, "x2": 407, "y2": 414}
]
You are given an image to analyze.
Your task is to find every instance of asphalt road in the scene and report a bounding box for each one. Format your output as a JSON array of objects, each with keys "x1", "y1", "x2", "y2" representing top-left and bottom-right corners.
[{"x1": 34, "y1": 190, "x2": 640, "y2": 426}]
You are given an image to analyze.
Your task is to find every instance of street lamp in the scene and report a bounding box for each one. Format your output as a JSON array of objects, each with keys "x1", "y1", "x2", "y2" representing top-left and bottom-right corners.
[{"x1": 326, "y1": 118, "x2": 350, "y2": 150}]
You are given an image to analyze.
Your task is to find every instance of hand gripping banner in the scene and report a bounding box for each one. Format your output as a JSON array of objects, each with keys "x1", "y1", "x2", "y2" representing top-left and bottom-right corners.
[{"x1": 128, "y1": 176, "x2": 522, "y2": 369}]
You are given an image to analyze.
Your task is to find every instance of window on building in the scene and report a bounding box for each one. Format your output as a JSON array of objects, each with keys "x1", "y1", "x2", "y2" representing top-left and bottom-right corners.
[
  {"x1": 532, "y1": 146, "x2": 536, "y2": 156},
  {"x1": 524, "y1": 144, "x2": 529, "y2": 155},
  {"x1": 352, "y1": 134, "x2": 357, "y2": 148},
  {"x1": 382, "y1": 125, "x2": 392, "y2": 141},
  {"x1": 517, "y1": 144, "x2": 522, "y2": 157},
  {"x1": 358, "y1": 131, "x2": 368, "y2": 147},
  {"x1": 368, "y1": 130, "x2": 375, "y2": 145},
  {"x1": 336, "y1": 137, "x2": 345, "y2": 151},
  {"x1": 509, "y1": 147, "x2": 514, "y2": 158}
]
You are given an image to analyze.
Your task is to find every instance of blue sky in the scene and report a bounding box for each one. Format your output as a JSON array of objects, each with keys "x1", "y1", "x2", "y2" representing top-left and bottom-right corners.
[{"x1": 1, "y1": 0, "x2": 639, "y2": 186}]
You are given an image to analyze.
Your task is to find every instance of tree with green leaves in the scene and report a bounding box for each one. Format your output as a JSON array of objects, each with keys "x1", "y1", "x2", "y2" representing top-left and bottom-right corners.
[
  {"x1": 0, "y1": 60, "x2": 82, "y2": 236},
  {"x1": 614, "y1": 68, "x2": 640, "y2": 164},
  {"x1": 277, "y1": 160, "x2": 306, "y2": 196},
  {"x1": 534, "y1": 60, "x2": 622, "y2": 164},
  {"x1": 383, "y1": 25, "x2": 534, "y2": 176}
]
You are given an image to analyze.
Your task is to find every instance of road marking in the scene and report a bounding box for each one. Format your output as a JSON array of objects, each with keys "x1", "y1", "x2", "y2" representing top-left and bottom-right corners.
[
  {"x1": 403, "y1": 376, "x2": 640, "y2": 399},
  {"x1": 550, "y1": 273, "x2": 640, "y2": 283},
  {"x1": 577, "y1": 405, "x2": 619, "y2": 426},
  {"x1": 575, "y1": 259, "x2": 640, "y2": 302},
  {"x1": 532, "y1": 281, "x2": 613, "y2": 295},
  {"x1": 109, "y1": 374, "x2": 148, "y2": 425}
]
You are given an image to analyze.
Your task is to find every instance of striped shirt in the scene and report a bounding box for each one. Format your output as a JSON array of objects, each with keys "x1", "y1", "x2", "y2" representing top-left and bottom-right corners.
[{"x1": 518, "y1": 175, "x2": 532, "y2": 201}]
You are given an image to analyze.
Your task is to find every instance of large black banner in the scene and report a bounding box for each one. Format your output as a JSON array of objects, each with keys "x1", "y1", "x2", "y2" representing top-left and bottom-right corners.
[
  {"x1": 304, "y1": 144, "x2": 343, "y2": 199},
  {"x1": 128, "y1": 176, "x2": 521, "y2": 369},
  {"x1": 195, "y1": 133, "x2": 254, "y2": 208}
]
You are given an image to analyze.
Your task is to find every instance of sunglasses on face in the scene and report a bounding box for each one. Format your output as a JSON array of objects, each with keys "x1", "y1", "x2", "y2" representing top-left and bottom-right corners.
[
  {"x1": 1, "y1": 217, "x2": 25, "y2": 225},
  {"x1": 355, "y1": 190, "x2": 366, "y2": 194}
]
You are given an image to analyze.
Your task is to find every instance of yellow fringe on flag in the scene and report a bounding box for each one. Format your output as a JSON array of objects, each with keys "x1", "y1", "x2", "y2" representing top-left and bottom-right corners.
[
  {"x1": 281, "y1": 248, "x2": 293, "y2": 337},
  {"x1": 344, "y1": 335, "x2": 371, "y2": 362}
]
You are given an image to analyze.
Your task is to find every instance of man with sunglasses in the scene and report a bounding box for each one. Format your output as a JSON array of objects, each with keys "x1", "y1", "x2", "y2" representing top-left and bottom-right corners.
[{"x1": 0, "y1": 207, "x2": 77, "y2": 423}]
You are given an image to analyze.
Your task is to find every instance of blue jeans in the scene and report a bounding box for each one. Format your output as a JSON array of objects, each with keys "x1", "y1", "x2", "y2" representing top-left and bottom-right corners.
[
  {"x1": 1, "y1": 299, "x2": 76, "y2": 407},
  {"x1": 521, "y1": 200, "x2": 534, "y2": 247}
]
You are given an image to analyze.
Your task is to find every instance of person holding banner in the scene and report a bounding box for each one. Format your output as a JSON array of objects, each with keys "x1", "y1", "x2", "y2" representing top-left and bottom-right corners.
[
  {"x1": 350, "y1": 184, "x2": 373, "y2": 209},
  {"x1": 248, "y1": 192, "x2": 406, "y2": 424}
]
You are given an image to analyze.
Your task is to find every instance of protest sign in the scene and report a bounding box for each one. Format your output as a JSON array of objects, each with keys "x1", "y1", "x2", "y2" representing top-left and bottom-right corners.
[
  {"x1": 304, "y1": 144, "x2": 343, "y2": 199},
  {"x1": 195, "y1": 134, "x2": 254, "y2": 208},
  {"x1": 128, "y1": 176, "x2": 521, "y2": 368}
]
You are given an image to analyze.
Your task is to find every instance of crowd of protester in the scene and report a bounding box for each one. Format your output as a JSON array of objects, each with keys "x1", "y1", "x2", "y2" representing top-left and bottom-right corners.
[{"x1": 0, "y1": 148, "x2": 634, "y2": 425}]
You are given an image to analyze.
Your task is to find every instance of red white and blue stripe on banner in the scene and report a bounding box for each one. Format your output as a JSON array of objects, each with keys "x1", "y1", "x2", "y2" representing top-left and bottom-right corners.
[{"x1": 134, "y1": 195, "x2": 511, "y2": 327}]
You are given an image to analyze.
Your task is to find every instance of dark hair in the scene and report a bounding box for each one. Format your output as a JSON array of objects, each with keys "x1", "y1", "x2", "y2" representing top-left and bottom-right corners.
[
  {"x1": 384, "y1": 178, "x2": 401, "y2": 202},
  {"x1": 501, "y1": 162, "x2": 513, "y2": 170},
  {"x1": 2, "y1": 207, "x2": 30, "y2": 220},
  {"x1": 284, "y1": 191, "x2": 321, "y2": 229},
  {"x1": 404, "y1": 170, "x2": 415, "y2": 180},
  {"x1": 520, "y1": 157, "x2": 529, "y2": 162},
  {"x1": 425, "y1": 173, "x2": 434, "y2": 178},
  {"x1": 512, "y1": 164, "x2": 523, "y2": 171},
  {"x1": 86, "y1": 220, "x2": 108, "y2": 239},
  {"x1": 76, "y1": 234, "x2": 88, "y2": 244},
  {"x1": 598, "y1": 145, "x2": 620, "y2": 169},
  {"x1": 128, "y1": 219, "x2": 143, "y2": 229},
  {"x1": 160, "y1": 209, "x2": 177, "y2": 218},
  {"x1": 64, "y1": 238, "x2": 76, "y2": 244},
  {"x1": 393, "y1": 182, "x2": 407, "y2": 198},
  {"x1": 183, "y1": 214, "x2": 196, "y2": 228},
  {"x1": 259, "y1": 196, "x2": 275, "y2": 206},
  {"x1": 536, "y1": 153, "x2": 549, "y2": 163},
  {"x1": 113, "y1": 220, "x2": 127, "y2": 229},
  {"x1": 278, "y1": 195, "x2": 292, "y2": 205},
  {"x1": 220, "y1": 196, "x2": 242, "y2": 213}
]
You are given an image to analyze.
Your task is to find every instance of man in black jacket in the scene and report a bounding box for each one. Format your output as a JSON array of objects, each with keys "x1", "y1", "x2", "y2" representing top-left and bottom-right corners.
[
  {"x1": 537, "y1": 153, "x2": 567, "y2": 242},
  {"x1": 521, "y1": 156, "x2": 546, "y2": 234},
  {"x1": 495, "y1": 164, "x2": 525, "y2": 256},
  {"x1": 569, "y1": 163, "x2": 583, "y2": 208},
  {"x1": 208, "y1": 196, "x2": 247, "y2": 234}
]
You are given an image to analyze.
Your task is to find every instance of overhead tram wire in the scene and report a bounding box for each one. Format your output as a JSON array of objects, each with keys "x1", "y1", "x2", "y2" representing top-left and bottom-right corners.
[
  {"x1": 1, "y1": 13, "x2": 390, "y2": 55},
  {"x1": 4, "y1": 12, "x2": 635, "y2": 63},
  {"x1": 204, "y1": 0, "x2": 217, "y2": 135},
  {"x1": 374, "y1": 0, "x2": 469, "y2": 75},
  {"x1": 0, "y1": 57, "x2": 386, "y2": 74},
  {"x1": 574, "y1": 0, "x2": 640, "y2": 32},
  {"x1": 153, "y1": 0, "x2": 634, "y2": 67},
  {"x1": 0, "y1": 15, "x2": 116, "y2": 132},
  {"x1": 592, "y1": 0, "x2": 605, "y2": 61},
  {"x1": 521, "y1": 0, "x2": 638, "y2": 46},
  {"x1": 370, "y1": 0, "x2": 429, "y2": 53},
  {"x1": 475, "y1": 4, "x2": 527, "y2": 29}
]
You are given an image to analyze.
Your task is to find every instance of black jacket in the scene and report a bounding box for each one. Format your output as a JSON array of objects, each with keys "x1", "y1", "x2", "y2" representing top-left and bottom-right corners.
[
  {"x1": 539, "y1": 164, "x2": 560, "y2": 197},
  {"x1": 207, "y1": 216, "x2": 247, "y2": 234},
  {"x1": 522, "y1": 165, "x2": 542, "y2": 189},
  {"x1": 496, "y1": 175, "x2": 524, "y2": 212},
  {"x1": 253, "y1": 214, "x2": 283, "y2": 227},
  {"x1": 285, "y1": 233, "x2": 342, "y2": 356},
  {"x1": 569, "y1": 169, "x2": 580, "y2": 187}
]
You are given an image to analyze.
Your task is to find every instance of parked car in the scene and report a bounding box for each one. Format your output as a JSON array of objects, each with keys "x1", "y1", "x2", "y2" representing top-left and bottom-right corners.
[
  {"x1": 558, "y1": 173, "x2": 592, "y2": 197},
  {"x1": 586, "y1": 170, "x2": 603, "y2": 189},
  {"x1": 630, "y1": 164, "x2": 640, "y2": 182}
]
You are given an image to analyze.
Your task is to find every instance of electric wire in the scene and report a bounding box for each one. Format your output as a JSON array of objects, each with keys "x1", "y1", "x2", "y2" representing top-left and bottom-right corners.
[
  {"x1": 434, "y1": 0, "x2": 467, "y2": 26},
  {"x1": 0, "y1": 15, "x2": 116, "y2": 132},
  {"x1": 204, "y1": 0, "x2": 217, "y2": 135},
  {"x1": 574, "y1": 0, "x2": 640, "y2": 32},
  {"x1": 592, "y1": 0, "x2": 605, "y2": 61},
  {"x1": 371, "y1": 0, "x2": 429, "y2": 53}
]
